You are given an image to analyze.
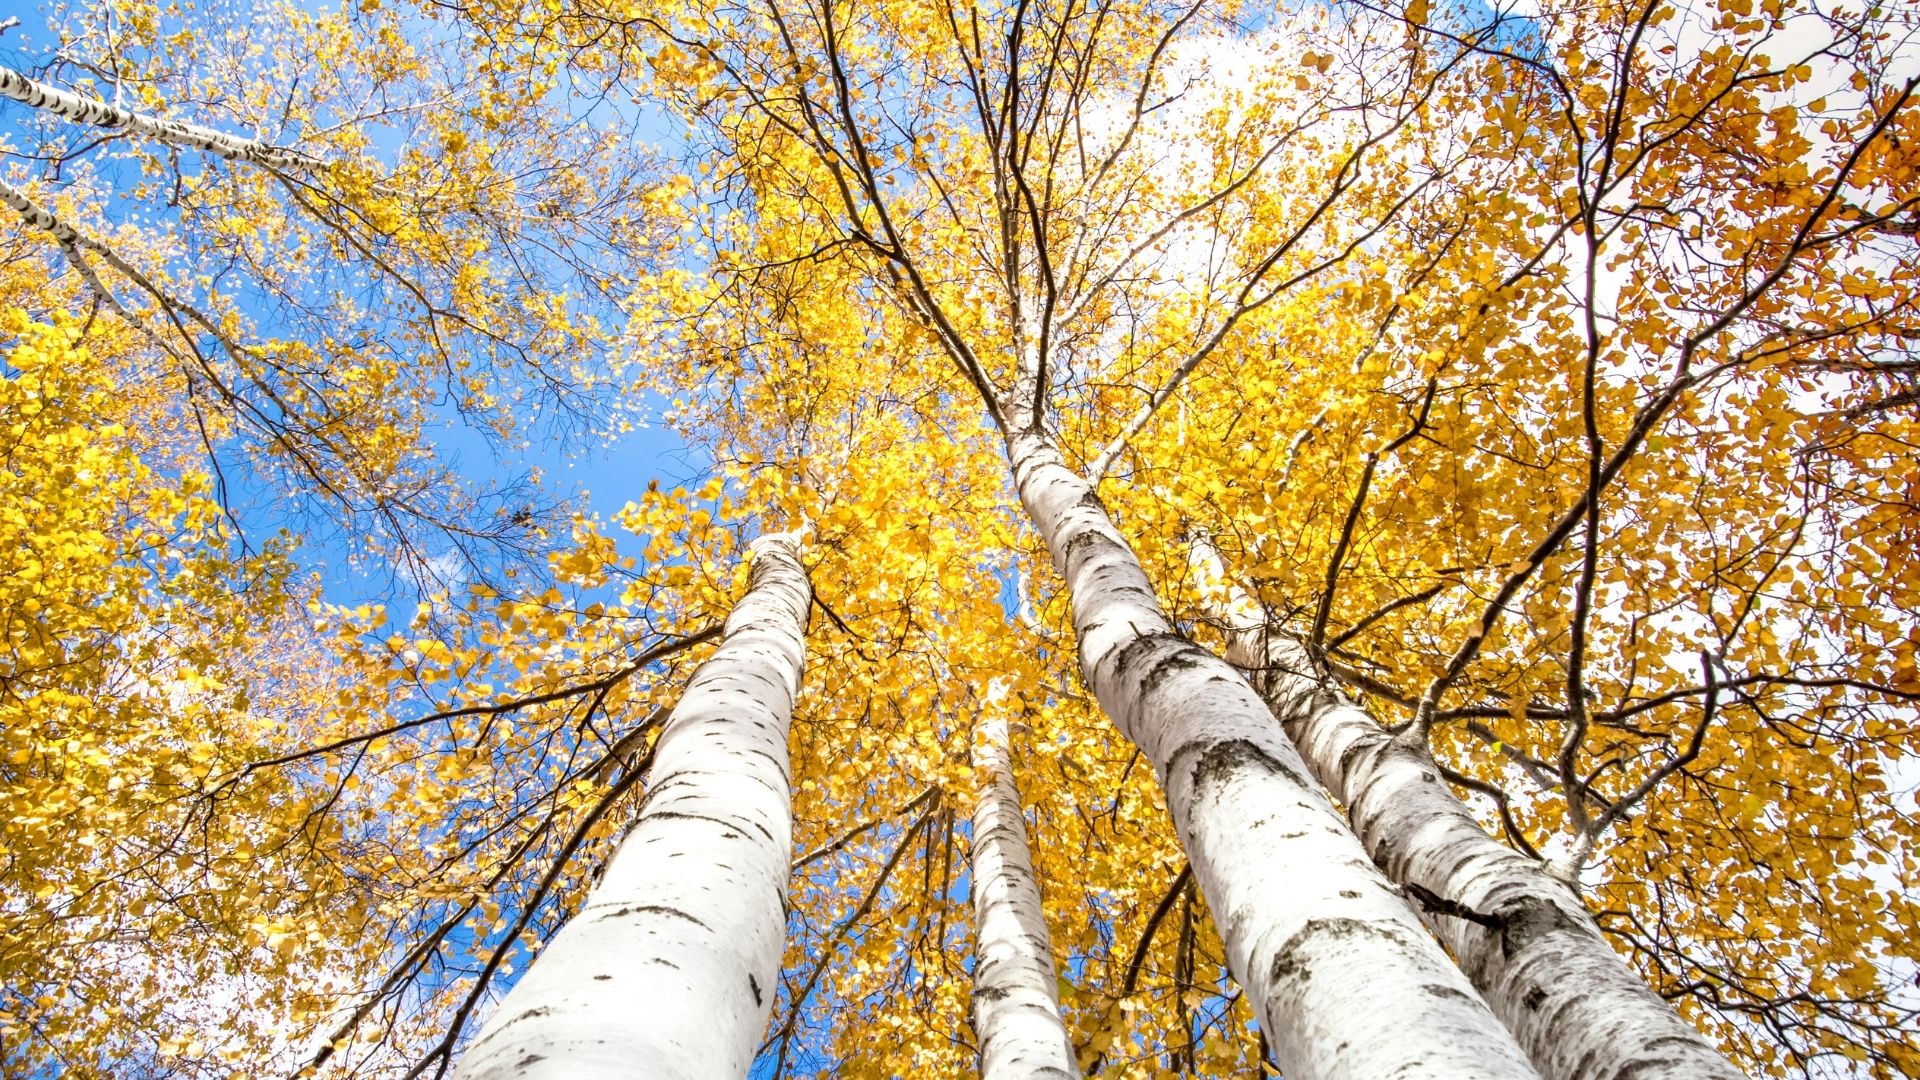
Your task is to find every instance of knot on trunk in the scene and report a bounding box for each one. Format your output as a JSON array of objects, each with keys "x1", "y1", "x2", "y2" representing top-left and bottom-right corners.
[
  {"x1": 1402, "y1": 885, "x2": 1592, "y2": 962},
  {"x1": 1402, "y1": 882, "x2": 1505, "y2": 931}
]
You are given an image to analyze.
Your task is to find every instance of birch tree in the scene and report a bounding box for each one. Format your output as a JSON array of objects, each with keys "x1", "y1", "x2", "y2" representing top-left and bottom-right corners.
[
  {"x1": 969, "y1": 697, "x2": 1079, "y2": 1080},
  {"x1": 1119, "y1": 3, "x2": 1920, "y2": 1070},
  {"x1": 0, "y1": 8, "x2": 688, "y2": 1074},
  {"x1": 1189, "y1": 543, "x2": 1742, "y2": 1080},
  {"x1": 450, "y1": 532, "x2": 811, "y2": 1080}
]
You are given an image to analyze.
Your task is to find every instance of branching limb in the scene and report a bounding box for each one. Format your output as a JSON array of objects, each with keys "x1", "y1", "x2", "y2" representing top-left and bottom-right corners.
[
  {"x1": 1562, "y1": 651, "x2": 1724, "y2": 875},
  {"x1": 1084, "y1": 862, "x2": 1191, "y2": 1073},
  {"x1": 1309, "y1": 378, "x2": 1439, "y2": 651},
  {"x1": 762, "y1": 800, "x2": 940, "y2": 1073},
  {"x1": 400, "y1": 738, "x2": 662, "y2": 1080},
  {"x1": 214, "y1": 626, "x2": 720, "y2": 790},
  {"x1": 791, "y1": 785, "x2": 941, "y2": 874},
  {"x1": 1402, "y1": 882, "x2": 1503, "y2": 931}
]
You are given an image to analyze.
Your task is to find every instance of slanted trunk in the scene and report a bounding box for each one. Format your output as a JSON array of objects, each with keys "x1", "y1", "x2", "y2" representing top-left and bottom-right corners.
[
  {"x1": 0, "y1": 65, "x2": 323, "y2": 170},
  {"x1": 1223, "y1": 622, "x2": 1744, "y2": 1080},
  {"x1": 969, "y1": 710, "x2": 1078, "y2": 1080},
  {"x1": 1007, "y1": 430, "x2": 1540, "y2": 1080},
  {"x1": 450, "y1": 533, "x2": 811, "y2": 1080}
]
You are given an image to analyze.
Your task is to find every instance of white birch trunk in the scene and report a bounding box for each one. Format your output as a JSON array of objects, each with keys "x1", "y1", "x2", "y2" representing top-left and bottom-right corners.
[
  {"x1": 0, "y1": 178, "x2": 170, "y2": 334},
  {"x1": 1214, "y1": 617, "x2": 1743, "y2": 1080},
  {"x1": 969, "y1": 708, "x2": 1079, "y2": 1080},
  {"x1": 0, "y1": 178, "x2": 83, "y2": 245},
  {"x1": 450, "y1": 533, "x2": 811, "y2": 1080},
  {"x1": 1007, "y1": 430, "x2": 1540, "y2": 1080},
  {"x1": 0, "y1": 65, "x2": 323, "y2": 170}
]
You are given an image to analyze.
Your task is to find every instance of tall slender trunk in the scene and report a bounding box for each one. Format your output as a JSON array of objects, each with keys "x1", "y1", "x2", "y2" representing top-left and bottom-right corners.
[
  {"x1": 450, "y1": 533, "x2": 811, "y2": 1080},
  {"x1": 1215, "y1": 617, "x2": 1743, "y2": 1080},
  {"x1": 969, "y1": 708, "x2": 1079, "y2": 1080},
  {"x1": 1006, "y1": 430, "x2": 1540, "y2": 1080}
]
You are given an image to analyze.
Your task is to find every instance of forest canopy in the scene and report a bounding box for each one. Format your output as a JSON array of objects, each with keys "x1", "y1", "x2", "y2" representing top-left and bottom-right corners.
[{"x1": 1, "y1": 0, "x2": 1916, "y2": 1077}]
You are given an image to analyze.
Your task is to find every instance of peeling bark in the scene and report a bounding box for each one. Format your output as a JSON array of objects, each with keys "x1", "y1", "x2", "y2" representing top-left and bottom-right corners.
[
  {"x1": 1009, "y1": 431, "x2": 1540, "y2": 1080},
  {"x1": 450, "y1": 533, "x2": 811, "y2": 1080},
  {"x1": 969, "y1": 709, "x2": 1079, "y2": 1080}
]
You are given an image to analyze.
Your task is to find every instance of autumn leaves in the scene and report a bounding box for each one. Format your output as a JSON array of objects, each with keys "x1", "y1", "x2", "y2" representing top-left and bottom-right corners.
[{"x1": 3, "y1": 0, "x2": 1918, "y2": 1075}]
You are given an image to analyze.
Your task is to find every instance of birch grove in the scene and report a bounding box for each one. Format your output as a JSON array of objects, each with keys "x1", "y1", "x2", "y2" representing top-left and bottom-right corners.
[
  {"x1": 1006, "y1": 429, "x2": 1542, "y2": 1080},
  {"x1": 6, "y1": 0, "x2": 1918, "y2": 1075},
  {"x1": 1190, "y1": 544, "x2": 1744, "y2": 1080}
]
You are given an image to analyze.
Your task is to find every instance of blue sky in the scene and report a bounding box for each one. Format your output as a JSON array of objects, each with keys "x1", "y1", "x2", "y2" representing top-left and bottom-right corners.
[{"x1": 0, "y1": 0, "x2": 711, "y2": 617}]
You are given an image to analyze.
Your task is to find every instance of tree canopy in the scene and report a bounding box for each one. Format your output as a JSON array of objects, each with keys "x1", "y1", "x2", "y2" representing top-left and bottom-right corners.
[{"x1": 2, "y1": 0, "x2": 1917, "y2": 1076}]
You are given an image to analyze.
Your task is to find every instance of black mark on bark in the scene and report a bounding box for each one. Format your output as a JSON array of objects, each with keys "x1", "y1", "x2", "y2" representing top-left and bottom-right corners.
[
  {"x1": 1338, "y1": 735, "x2": 1382, "y2": 784},
  {"x1": 1179, "y1": 737, "x2": 1310, "y2": 800},
  {"x1": 598, "y1": 903, "x2": 711, "y2": 930},
  {"x1": 1113, "y1": 631, "x2": 1189, "y2": 686},
  {"x1": 1063, "y1": 528, "x2": 1122, "y2": 563},
  {"x1": 1142, "y1": 650, "x2": 1206, "y2": 696},
  {"x1": 649, "y1": 809, "x2": 776, "y2": 844},
  {"x1": 1610, "y1": 1054, "x2": 1688, "y2": 1080},
  {"x1": 1269, "y1": 917, "x2": 1405, "y2": 989},
  {"x1": 1499, "y1": 895, "x2": 1586, "y2": 959}
]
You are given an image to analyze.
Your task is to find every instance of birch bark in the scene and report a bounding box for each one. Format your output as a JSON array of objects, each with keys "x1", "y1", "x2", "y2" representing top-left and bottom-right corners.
[
  {"x1": 449, "y1": 533, "x2": 811, "y2": 1080},
  {"x1": 0, "y1": 65, "x2": 324, "y2": 170},
  {"x1": 969, "y1": 708, "x2": 1079, "y2": 1080},
  {"x1": 1214, "y1": 615, "x2": 1744, "y2": 1080},
  {"x1": 1006, "y1": 430, "x2": 1540, "y2": 1080}
]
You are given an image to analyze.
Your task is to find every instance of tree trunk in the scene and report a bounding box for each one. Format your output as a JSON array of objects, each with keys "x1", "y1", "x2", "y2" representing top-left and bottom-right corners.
[
  {"x1": 1007, "y1": 430, "x2": 1540, "y2": 1080},
  {"x1": 1219, "y1": 620, "x2": 1744, "y2": 1080},
  {"x1": 450, "y1": 533, "x2": 811, "y2": 1080},
  {"x1": 0, "y1": 64, "x2": 323, "y2": 170},
  {"x1": 969, "y1": 707, "x2": 1079, "y2": 1080}
]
